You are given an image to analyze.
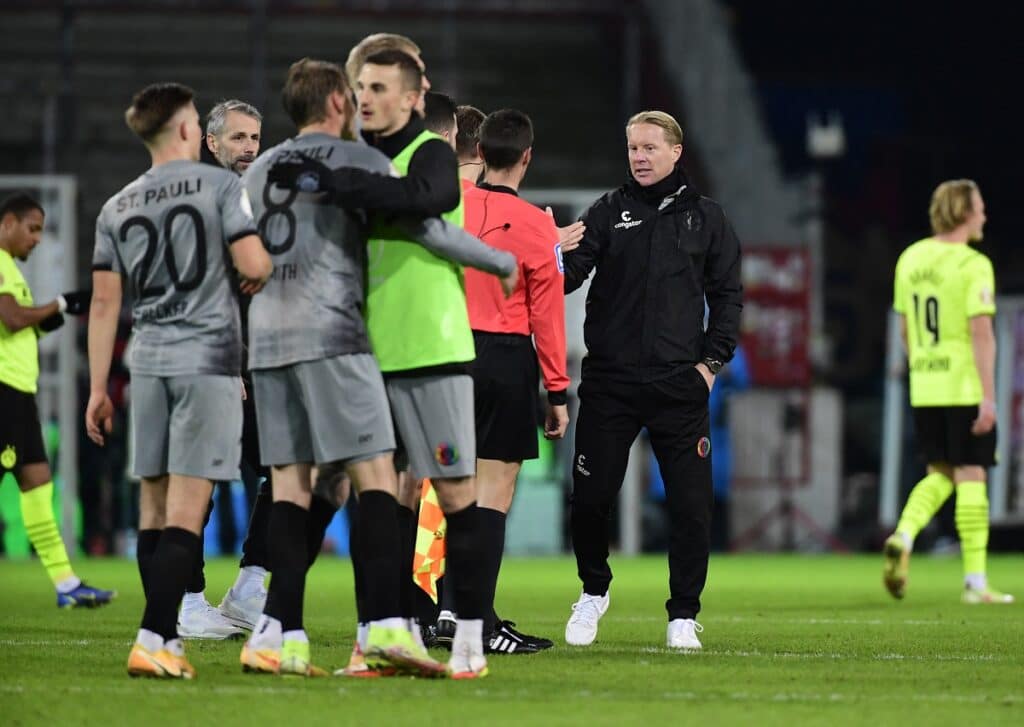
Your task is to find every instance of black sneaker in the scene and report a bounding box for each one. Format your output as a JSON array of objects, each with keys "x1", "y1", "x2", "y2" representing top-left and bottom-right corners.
[
  {"x1": 485, "y1": 620, "x2": 553, "y2": 654},
  {"x1": 435, "y1": 610, "x2": 456, "y2": 650}
]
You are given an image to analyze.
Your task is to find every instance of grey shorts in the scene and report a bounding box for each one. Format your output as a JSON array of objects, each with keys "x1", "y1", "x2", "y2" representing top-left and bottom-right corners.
[
  {"x1": 387, "y1": 374, "x2": 475, "y2": 479},
  {"x1": 253, "y1": 353, "x2": 395, "y2": 467},
  {"x1": 131, "y1": 374, "x2": 243, "y2": 481}
]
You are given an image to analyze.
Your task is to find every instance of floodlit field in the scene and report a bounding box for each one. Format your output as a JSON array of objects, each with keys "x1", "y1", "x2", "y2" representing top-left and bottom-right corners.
[{"x1": 1, "y1": 553, "x2": 1021, "y2": 725}]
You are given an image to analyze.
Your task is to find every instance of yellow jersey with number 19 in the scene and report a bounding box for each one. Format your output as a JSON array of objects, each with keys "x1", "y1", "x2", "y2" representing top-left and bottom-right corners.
[{"x1": 893, "y1": 237, "x2": 995, "y2": 407}]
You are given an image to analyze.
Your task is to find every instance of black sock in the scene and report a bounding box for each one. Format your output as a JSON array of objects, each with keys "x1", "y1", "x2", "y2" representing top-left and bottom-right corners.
[
  {"x1": 306, "y1": 494, "x2": 338, "y2": 567},
  {"x1": 478, "y1": 507, "x2": 507, "y2": 633},
  {"x1": 136, "y1": 529, "x2": 161, "y2": 598},
  {"x1": 438, "y1": 573, "x2": 456, "y2": 615},
  {"x1": 347, "y1": 498, "x2": 366, "y2": 622},
  {"x1": 263, "y1": 502, "x2": 310, "y2": 632},
  {"x1": 140, "y1": 527, "x2": 201, "y2": 641},
  {"x1": 397, "y1": 505, "x2": 416, "y2": 619},
  {"x1": 240, "y1": 476, "x2": 272, "y2": 569},
  {"x1": 445, "y1": 503, "x2": 486, "y2": 620},
  {"x1": 358, "y1": 490, "x2": 401, "y2": 622}
]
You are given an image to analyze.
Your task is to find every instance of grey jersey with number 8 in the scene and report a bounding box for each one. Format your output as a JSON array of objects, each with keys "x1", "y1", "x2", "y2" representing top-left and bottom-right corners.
[
  {"x1": 243, "y1": 132, "x2": 393, "y2": 370},
  {"x1": 93, "y1": 159, "x2": 258, "y2": 377}
]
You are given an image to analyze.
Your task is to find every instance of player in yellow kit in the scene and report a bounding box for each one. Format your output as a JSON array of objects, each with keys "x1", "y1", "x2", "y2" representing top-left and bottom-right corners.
[
  {"x1": 0, "y1": 193, "x2": 115, "y2": 607},
  {"x1": 884, "y1": 179, "x2": 1013, "y2": 604}
]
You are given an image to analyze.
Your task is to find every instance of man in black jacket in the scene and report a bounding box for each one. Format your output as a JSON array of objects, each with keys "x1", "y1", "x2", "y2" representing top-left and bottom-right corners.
[{"x1": 562, "y1": 110, "x2": 742, "y2": 651}]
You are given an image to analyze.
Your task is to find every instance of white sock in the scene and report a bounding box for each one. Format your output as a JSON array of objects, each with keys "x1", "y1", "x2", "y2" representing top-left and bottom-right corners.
[
  {"x1": 356, "y1": 623, "x2": 368, "y2": 650},
  {"x1": 282, "y1": 629, "x2": 307, "y2": 643},
  {"x1": 965, "y1": 573, "x2": 987, "y2": 591},
  {"x1": 164, "y1": 638, "x2": 185, "y2": 657},
  {"x1": 371, "y1": 617, "x2": 406, "y2": 631},
  {"x1": 136, "y1": 628, "x2": 163, "y2": 653},
  {"x1": 453, "y1": 618, "x2": 484, "y2": 654},
  {"x1": 232, "y1": 566, "x2": 268, "y2": 598},
  {"x1": 897, "y1": 531, "x2": 913, "y2": 551},
  {"x1": 250, "y1": 614, "x2": 282, "y2": 647},
  {"x1": 181, "y1": 591, "x2": 207, "y2": 612},
  {"x1": 55, "y1": 575, "x2": 82, "y2": 594}
]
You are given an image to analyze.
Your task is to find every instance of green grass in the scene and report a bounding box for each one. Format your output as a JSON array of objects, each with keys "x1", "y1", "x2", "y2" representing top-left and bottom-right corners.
[{"x1": 1, "y1": 554, "x2": 1022, "y2": 725}]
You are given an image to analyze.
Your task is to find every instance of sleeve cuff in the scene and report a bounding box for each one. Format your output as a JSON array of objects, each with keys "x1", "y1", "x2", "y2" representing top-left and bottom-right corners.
[
  {"x1": 228, "y1": 229, "x2": 259, "y2": 244},
  {"x1": 547, "y1": 389, "x2": 568, "y2": 406}
]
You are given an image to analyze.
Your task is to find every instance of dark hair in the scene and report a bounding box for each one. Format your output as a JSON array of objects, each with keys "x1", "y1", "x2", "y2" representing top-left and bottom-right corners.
[
  {"x1": 363, "y1": 49, "x2": 423, "y2": 93},
  {"x1": 479, "y1": 109, "x2": 533, "y2": 170},
  {"x1": 125, "y1": 83, "x2": 195, "y2": 143},
  {"x1": 282, "y1": 57, "x2": 349, "y2": 128},
  {"x1": 0, "y1": 193, "x2": 44, "y2": 222},
  {"x1": 423, "y1": 92, "x2": 457, "y2": 136},
  {"x1": 455, "y1": 105, "x2": 485, "y2": 159}
]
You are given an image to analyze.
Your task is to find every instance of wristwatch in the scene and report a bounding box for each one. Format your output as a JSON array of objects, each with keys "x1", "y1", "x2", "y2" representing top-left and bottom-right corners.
[{"x1": 702, "y1": 358, "x2": 724, "y2": 375}]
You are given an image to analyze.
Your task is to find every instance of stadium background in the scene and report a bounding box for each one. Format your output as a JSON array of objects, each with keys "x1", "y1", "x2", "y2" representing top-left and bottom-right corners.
[{"x1": 2, "y1": 0, "x2": 1023, "y2": 560}]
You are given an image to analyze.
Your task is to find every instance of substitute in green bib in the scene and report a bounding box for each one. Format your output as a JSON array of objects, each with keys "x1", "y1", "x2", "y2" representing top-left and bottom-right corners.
[
  {"x1": 0, "y1": 193, "x2": 115, "y2": 608},
  {"x1": 884, "y1": 179, "x2": 1013, "y2": 605}
]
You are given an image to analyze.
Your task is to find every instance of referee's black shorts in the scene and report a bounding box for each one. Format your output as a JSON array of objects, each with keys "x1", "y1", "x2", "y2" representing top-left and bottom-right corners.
[
  {"x1": 471, "y1": 331, "x2": 540, "y2": 462},
  {"x1": 912, "y1": 405, "x2": 997, "y2": 467},
  {"x1": 0, "y1": 380, "x2": 48, "y2": 474}
]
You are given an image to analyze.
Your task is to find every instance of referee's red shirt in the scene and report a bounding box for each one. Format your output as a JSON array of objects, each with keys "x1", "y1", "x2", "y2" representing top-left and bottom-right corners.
[{"x1": 463, "y1": 182, "x2": 569, "y2": 395}]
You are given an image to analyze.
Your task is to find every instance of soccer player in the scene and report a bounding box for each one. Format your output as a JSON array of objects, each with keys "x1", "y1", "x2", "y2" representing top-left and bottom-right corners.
[
  {"x1": 455, "y1": 105, "x2": 485, "y2": 187},
  {"x1": 0, "y1": 193, "x2": 115, "y2": 608},
  {"x1": 562, "y1": 111, "x2": 742, "y2": 651},
  {"x1": 357, "y1": 49, "x2": 493, "y2": 679},
  {"x1": 240, "y1": 57, "x2": 469, "y2": 678},
  {"x1": 462, "y1": 109, "x2": 571, "y2": 653},
  {"x1": 86, "y1": 82, "x2": 273, "y2": 678},
  {"x1": 178, "y1": 98, "x2": 269, "y2": 640},
  {"x1": 884, "y1": 179, "x2": 1013, "y2": 604}
]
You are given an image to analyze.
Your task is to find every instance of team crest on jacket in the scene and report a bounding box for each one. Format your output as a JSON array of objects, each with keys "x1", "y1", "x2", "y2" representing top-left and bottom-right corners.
[
  {"x1": 696, "y1": 437, "x2": 711, "y2": 459},
  {"x1": 1, "y1": 445, "x2": 16, "y2": 470},
  {"x1": 435, "y1": 442, "x2": 459, "y2": 466},
  {"x1": 683, "y1": 208, "x2": 704, "y2": 231}
]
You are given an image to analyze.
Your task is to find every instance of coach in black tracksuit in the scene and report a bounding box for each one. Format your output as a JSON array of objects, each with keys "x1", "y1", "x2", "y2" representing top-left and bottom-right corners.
[{"x1": 562, "y1": 111, "x2": 741, "y2": 648}]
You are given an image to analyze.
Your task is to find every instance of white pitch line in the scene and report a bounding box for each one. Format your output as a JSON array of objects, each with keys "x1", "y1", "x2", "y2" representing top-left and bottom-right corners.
[{"x1": 640, "y1": 646, "x2": 1002, "y2": 662}]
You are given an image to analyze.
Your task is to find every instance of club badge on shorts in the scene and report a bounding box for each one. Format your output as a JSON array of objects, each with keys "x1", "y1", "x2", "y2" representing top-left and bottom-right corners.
[
  {"x1": 696, "y1": 437, "x2": 711, "y2": 459},
  {"x1": 1, "y1": 445, "x2": 16, "y2": 470},
  {"x1": 435, "y1": 442, "x2": 459, "y2": 466}
]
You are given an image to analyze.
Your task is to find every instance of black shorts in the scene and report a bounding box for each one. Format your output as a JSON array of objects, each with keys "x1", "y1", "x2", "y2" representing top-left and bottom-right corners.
[
  {"x1": 0, "y1": 381, "x2": 48, "y2": 474},
  {"x1": 472, "y1": 332, "x2": 540, "y2": 462},
  {"x1": 912, "y1": 405, "x2": 997, "y2": 467}
]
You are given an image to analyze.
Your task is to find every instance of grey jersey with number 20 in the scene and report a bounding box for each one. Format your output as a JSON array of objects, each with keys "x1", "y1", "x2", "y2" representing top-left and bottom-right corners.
[
  {"x1": 93, "y1": 159, "x2": 258, "y2": 377},
  {"x1": 243, "y1": 133, "x2": 392, "y2": 370}
]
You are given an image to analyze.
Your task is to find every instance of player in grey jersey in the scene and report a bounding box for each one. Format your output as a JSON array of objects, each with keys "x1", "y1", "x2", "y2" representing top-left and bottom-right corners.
[
  {"x1": 238, "y1": 58, "x2": 516, "y2": 678},
  {"x1": 86, "y1": 82, "x2": 272, "y2": 680}
]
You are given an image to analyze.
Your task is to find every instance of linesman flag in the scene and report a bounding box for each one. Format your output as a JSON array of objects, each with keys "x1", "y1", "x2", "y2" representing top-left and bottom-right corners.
[{"x1": 413, "y1": 478, "x2": 446, "y2": 602}]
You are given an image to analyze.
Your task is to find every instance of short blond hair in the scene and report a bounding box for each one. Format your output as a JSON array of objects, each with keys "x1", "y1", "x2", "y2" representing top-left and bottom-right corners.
[
  {"x1": 626, "y1": 110, "x2": 683, "y2": 146},
  {"x1": 929, "y1": 179, "x2": 979, "y2": 234},
  {"x1": 345, "y1": 33, "x2": 420, "y2": 86}
]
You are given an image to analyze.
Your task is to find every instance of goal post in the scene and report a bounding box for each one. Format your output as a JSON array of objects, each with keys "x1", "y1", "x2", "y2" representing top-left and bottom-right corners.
[{"x1": 0, "y1": 175, "x2": 79, "y2": 549}]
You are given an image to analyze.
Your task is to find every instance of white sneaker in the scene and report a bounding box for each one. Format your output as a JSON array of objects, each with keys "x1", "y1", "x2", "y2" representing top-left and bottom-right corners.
[
  {"x1": 219, "y1": 585, "x2": 268, "y2": 630},
  {"x1": 565, "y1": 591, "x2": 609, "y2": 646},
  {"x1": 666, "y1": 619, "x2": 703, "y2": 650},
  {"x1": 178, "y1": 602, "x2": 245, "y2": 640}
]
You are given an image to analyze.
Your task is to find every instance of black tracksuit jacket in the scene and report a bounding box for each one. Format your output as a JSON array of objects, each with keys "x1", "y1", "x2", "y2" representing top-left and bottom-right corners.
[{"x1": 563, "y1": 166, "x2": 743, "y2": 384}]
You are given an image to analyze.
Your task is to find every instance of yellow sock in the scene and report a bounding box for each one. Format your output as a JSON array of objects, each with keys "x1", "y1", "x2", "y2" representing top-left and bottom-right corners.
[
  {"x1": 955, "y1": 481, "x2": 989, "y2": 579},
  {"x1": 895, "y1": 472, "x2": 954, "y2": 541},
  {"x1": 19, "y1": 482, "x2": 76, "y2": 589}
]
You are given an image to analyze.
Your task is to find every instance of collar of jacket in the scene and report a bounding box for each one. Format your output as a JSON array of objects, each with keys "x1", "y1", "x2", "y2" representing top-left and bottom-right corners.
[
  {"x1": 364, "y1": 114, "x2": 426, "y2": 159},
  {"x1": 476, "y1": 181, "x2": 518, "y2": 197},
  {"x1": 625, "y1": 162, "x2": 695, "y2": 210}
]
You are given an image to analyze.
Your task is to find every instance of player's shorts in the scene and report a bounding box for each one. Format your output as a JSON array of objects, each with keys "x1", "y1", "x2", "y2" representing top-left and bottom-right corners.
[
  {"x1": 912, "y1": 405, "x2": 997, "y2": 467},
  {"x1": 132, "y1": 374, "x2": 243, "y2": 481},
  {"x1": 0, "y1": 381, "x2": 48, "y2": 474},
  {"x1": 253, "y1": 353, "x2": 395, "y2": 467},
  {"x1": 472, "y1": 332, "x2": 540, "y2": 462},
  {"x1": 386, "y1": 373, "x2": 475, "y2": 480}
]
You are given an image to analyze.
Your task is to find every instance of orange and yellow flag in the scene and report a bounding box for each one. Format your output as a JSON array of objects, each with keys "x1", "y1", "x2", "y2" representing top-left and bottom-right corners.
[{"x1": 412, "y1": 478, "x2": 446, "y2": 602}]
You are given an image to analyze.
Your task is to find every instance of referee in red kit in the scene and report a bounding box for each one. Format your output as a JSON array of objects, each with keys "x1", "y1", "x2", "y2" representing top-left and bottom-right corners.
[{"x1": 459, "y1": 108, "x2": 580, "y2": 653}]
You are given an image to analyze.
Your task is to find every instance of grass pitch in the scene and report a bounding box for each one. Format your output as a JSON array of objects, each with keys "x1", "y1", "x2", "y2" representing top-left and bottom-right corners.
[{"x1": 1, "y1": 553, "x2": 1021, "y2": 726}]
